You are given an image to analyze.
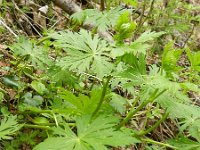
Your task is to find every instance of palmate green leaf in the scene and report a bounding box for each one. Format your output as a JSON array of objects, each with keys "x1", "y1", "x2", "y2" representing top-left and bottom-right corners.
[
  {"x1": 58, "y1": 88, "x2": 101, "y2": 115},
  {"x1": 71, "y1": 7, "x2": 125, "y2": 31},
  {"x1": 129, "y1": 31, "x2": 165, "y2": 54},
  {"x1": 109, "y1": 93, "x2": 128, "y2": 114},
  {"x1": 49, "y1": 30, "x2": 114, "y2": 78},
  {"x1": 111, "y1": 53, "x2": 147, "y2": 91},
  {"x1": 9, "y1": 37, "x2": 52, "y2": 68},
  {"x1": 34, "y1": 115, "x2": 139, "y2": 150},
  {"x1": 46, "y1": 66, "x2": 77, "y2": 87},
  {"x1": 0, "y1": 116, "x2": 22, "y2": 140},
  {"x1": 111, "y1": 31, "x2": 165, "y2": 57},
  {"x1": 116, "y1": 60, "x2": 200, "y2": 139}
]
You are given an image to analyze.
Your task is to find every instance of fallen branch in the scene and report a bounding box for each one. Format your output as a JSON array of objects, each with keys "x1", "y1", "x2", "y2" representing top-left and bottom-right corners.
[
  {"x1": 51, "y1": 0, "x2": 114, "y2": 42},
  {"x1": 51, "y1": 0, "x2": 81, "y2": 15}
]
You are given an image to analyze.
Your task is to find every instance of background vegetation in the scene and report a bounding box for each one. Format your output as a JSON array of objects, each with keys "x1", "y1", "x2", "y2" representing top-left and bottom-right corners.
[{"x1": 0, "y1": 0, "x2": 200, "y2": 149}]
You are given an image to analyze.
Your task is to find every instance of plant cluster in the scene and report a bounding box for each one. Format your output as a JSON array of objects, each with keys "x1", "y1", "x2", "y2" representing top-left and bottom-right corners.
[{"x1": 0, "y1": 0, "x2": 200, "y2": 149}]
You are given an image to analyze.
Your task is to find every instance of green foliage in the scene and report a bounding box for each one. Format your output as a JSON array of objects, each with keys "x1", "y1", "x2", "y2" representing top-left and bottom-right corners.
[
  {"x1": 34, "y1": 115, "x2": 139, "y2": 150},
  {"x1": 109, "y1": 93, "x2": 128, "y2": 114},
  {"x1": 186, "y1": 48, "x2": 200, "y2": 72},
  {"x1": 114, "y1": 11, "x2": 136, "y2": 44},
  {"x1": 0, "y1": 92, "x2": 4, "y2": 102},
  {"x1": 10, "y1": 37, "x2": 52, "y2": 69},
  {"x1": 31, "y1": 80, "x2": 48, "y2": 95},
  {"x1": 71, "y1": 7, "x2": 125, "y2": 31},
  {"x1": 122, "y1": 0, "x2": 137, "y2": 7},
  {"x1": 1, "y1": 0, "x2": 200, "y2": 149},
  {"x1": 2, "y1": 75, "x2": 20, "y2": 89},
  {"x1": 23, "y1": 92, "x2": 44, "y2": 107},
  {"x1": 0, "y1": 116, "x2": 22, "y2": 140},
  {"x1": 112, "y1": 31, "x2": 165, "y2": 57},
  {"x1": 46, "y1": 66, "x2": 77, "y2": 86},
  {"x1": 161, "y1": 42, "x2": 183, "y2": 76},
  {"x1": 48, "y1": 29, "x2": 114, "y2": 78},
  {"x1": 168, "y1": 137, "x2": 200, "y2": 150},
  {"x1": 130, "y1": 31, "x2": 165, "y2": 54},
  {"x1": 3, "y1": 130, "x2": 44, "y2": 149},
  {"x1": 57, "y1": 88, "x2": 101, "y2": 115}
]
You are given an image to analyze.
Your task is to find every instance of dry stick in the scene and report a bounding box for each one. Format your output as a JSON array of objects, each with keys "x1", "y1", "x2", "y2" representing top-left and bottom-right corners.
[
  {"x1": 51, "y1": 0, "x2": 82, "y2": 15},
  {"x1": 0, "y1": 47, "x2": 16, "y2": 59},
  {"x1": 100, "y1": 0, "x2": 105, "y2": 11},
  {"x1": 12, "y1": 0, "x2": 43, "y2": 37},
  {"x1": 134, "y1": 0, "x2": 155, "y2": 35},
  {"x1": 51, "y1": 0, "x2": 114, "y2": 42},
  {"x1": 182, "y1": 23, "x2": 195, "y2": 48},
  {"x1": 0, "y1": 18, "x2": 18, "y2": 37}
]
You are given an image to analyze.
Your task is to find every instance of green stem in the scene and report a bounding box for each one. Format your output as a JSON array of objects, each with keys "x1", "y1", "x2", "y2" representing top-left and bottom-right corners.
[
  {"x1": 116, "y1": 89, "x2": 166, "y2": 129},
  {"x1": 0, "y1": 87, "x2": 7, "y2": 94},
  {"x1": 36, "y1": 36, "x2": 51, "y2": 45},
  {"x1": 0, "y1": 86, "x2": 10, "y2": 109},
  {"x1": 92, "y1": 76, "x2": 112, "y2": 117},
  {"x1": 23, "y1": 124, "x2": 52, "y2": 130},
  {"x1": 19, "y1": 108, "x2": 75, "y2": 123},
  {"x1": 142, "y1": 138, "x2": 177, "y2": 149},
  {"x1": 141, "y1": 104, "x2": 152, "y2": 130},
  {"x1": 138, "y1": 111, "x2": 169, "y2": 136}
]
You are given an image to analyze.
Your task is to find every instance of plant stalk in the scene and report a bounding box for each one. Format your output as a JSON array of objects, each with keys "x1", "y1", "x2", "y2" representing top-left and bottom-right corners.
[
  {"x1": 92, "y1": 76, "x2": 112, "y2": 117},
  {"x1": 23, "y1": 124, "x2": 52, "y2": 130},
  {"x1": 142, "y1": 138, "x2": 177, "y2": 149},
  {"x1": 138, "y1": 111, "x2": 169, "y2": 136},
  {"x1": 116, "y1": 89, "x2": 166, "y2": 129}
]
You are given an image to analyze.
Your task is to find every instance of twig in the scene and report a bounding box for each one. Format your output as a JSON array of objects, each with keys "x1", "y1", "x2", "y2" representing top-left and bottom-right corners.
[
  {"x1": 50, "y1": 0, "x2": 114, "y2": 42},
  {"x1": 182, "y1": 23, "x2": 195, "y2": 48},
  {"x1": 11, "y1": 0, "x2": 43, "y2": 37},
  {"x1": 0, "y1": 47, "x2": 16, "y2": 59},
  {"x1": 134, "y1": 0, "x2": 155, "y2": 35},
  {"x1": 100, "y1": 0, "x2": 105, "y2": 11},
  {"x1": 0, "y1": 17, "x2": 18, "y2": 37},
  {"x1": 51, "y1": 0, "x2": 81, "y2": 15}
]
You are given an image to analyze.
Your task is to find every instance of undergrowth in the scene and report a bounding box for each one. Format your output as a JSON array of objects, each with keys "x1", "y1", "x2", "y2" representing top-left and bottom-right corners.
[{"x1": 0, "y1": 0, "x2": 200, "y2": 149}]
